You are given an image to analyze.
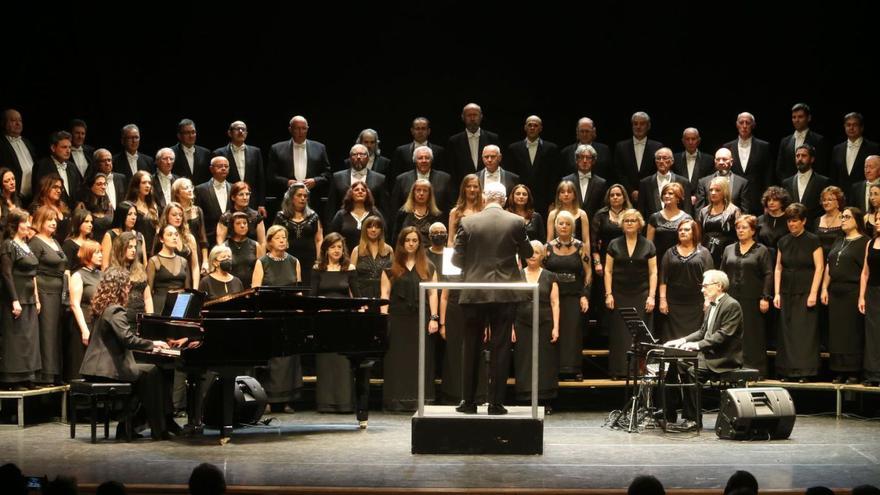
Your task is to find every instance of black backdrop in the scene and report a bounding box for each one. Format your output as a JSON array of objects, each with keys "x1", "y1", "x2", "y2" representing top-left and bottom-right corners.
[{"x1": 3, "y1": 2, "x2": 879, "y2": 172}]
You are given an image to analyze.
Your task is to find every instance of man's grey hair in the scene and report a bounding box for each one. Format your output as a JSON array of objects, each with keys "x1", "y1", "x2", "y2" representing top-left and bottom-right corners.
[
  {"x1": 121, "y1": 123, "x2": 139, "y2": 137},
  {"x1": 483, "y1": 181, "x2": 507, "y2": 204},
  {"x1": 155, "y1": 147, "x2": 175, "y2": 161},
  {"x1": 703, "y1": 269, "x2": 729, "y2": 291},
  {"x1": 356, "y1": 128, "x2": 381, "y2": 155},
  {"x1": 576, "y1": 144, "x2": 597, "y2": 159},
  {"x1": 631, "y1": 111, "x2": 651, "y2": 123},
  {"x1": 412, "y1": 145, "x2": 434, "y2": 162}
]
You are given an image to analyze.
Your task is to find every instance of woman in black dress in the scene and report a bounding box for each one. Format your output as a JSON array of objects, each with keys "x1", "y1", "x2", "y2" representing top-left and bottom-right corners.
[
  {"x1": 171, "y1": 178, "x2": 209, "y2": 272},
  {"x1": 198, "y1": 245, "x2": 244, "y2": 298},
  {"x1": 147, "y1": 224, "x2": 192, "y2": 315},
  {"x1": 76, "y1": 172, "x2": 114, "y2": 244},
  {"x1": 108, "y1": 231, "x2": 153, "y2": 326},
  {"x1": 393, "y1": 179, "x2": 443, "y2": 244},
  {"x1": 698, "y1": 176, "x2": 740, "y2": 268},
  {"x1": 506, "y1": 184, "x2": 545, "y2": 242},
  {"x1": 350, "y1": 215, "x2": 392, "y2": 298},
  {"x1": 252, "y1": 224, "x2": 302, "y2": 411},
  {"x1": 864, "y1": 184, "x2": 880, "y2": 237},
  {"x1": 604, "y1": 209, "x2": 657, "y2": 379},
  {"x1": 647, "y1": 182, "x2": 692, "y2": 262},
  {"x1": 720, "y1": 215, "x2": 774, "y2": 376},
  {"x1": 757, "y1": 186, "x2": 792, "y2": 261},
  {"x1": 329, "y1": 182, "x2": 384, "y2": 253},
  {"x1": 101, "y1": 201, "x2": 147, "y2": 269},
  {"x1": 215, "y1": 182, "x2": 266, "y2": 247},
  {"x1": 0, "y1": 167, "x2": 22, "y2": 240},
  {"x1": 544, "y1": 210, "x2": 590, "y2": 380},
  {"x1": 153, "y1": 202, "x2": 200, "y2": 288},
  {"x1": 274, "y1": 183, "x2": 321, "y2": 285},
  {"x1": 659, "y1": 219, "x2": 713, "y2": 340},
  {"x1": 29, "y1": 174, "x2": 69, "y2": 244},
  {"x1": 822, "y1": 207, "x2": 868, "y2": 384},
  {"x1": 67, "y1": 240, "x2": 102, "y2": 381},
  {"x1": 379, "y1": 226, "x2": 439, "y2": 411},
  {"x1": 0, "y1": 209, "x2": 40, "y2": 389},
  {"x1": 29, "y1": 206, "x2": 69, "y2": 385},
  {"x1": 62, "y1": 207, "x2": 93, "y2": 272},
  {"x1": 448, "y1": 174, "x2": 483, "y2": 246},
  {"x1": 858, "y1": 209, "x2": 880, "y2": 386},
  {"x1": 513, "y1": 241, "x2": 560, "y2": 407},
  {"x1": 547, "y1": 180, "x2": 590, "y2": 246},
  {"x1": 225, "y1": 211, "x2": 264, "y2": 290},
  {"x1": 816, "y1": 186, "x2": 845, "y2": 255},
  {"x1": 124, "y1": 171, "x2": 159, "y2": 258},
  {"x1": 774, "y1": 203, "x2": 824, "y2": 382},
  {"x1": 311, "y1": 232, "x2": 360, "y2": 412}
]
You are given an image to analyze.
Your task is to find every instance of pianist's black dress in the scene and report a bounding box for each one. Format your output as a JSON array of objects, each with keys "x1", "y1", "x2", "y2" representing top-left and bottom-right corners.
[{"x1": 311, "y1": 268, "x2": 359, "y2": 412}]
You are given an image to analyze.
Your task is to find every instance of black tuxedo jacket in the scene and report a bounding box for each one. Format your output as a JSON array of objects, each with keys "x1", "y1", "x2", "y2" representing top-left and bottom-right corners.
[
  {"x1": 105, "y1": 172, "x2": 128, "y2": 210},
  {"x1": 267, "y1": 139, "x2": 332, "y2": 205},
  {"x1": 390, "y1": 169, "x2": 454, "y2": 216},
  {"x1": 695, "y1": 172, "x2": 751, "y2": 213},
  {"x1": 213, "y1": 144, "x2": 266, "y2": 208},
  {"x1": 559, "y1": 141, "x2": 612, "y2": 179},
  {"x1": 723, "y1": 138, "x2": 773, "y2": 214},
  {"x1": 777, "y1": 130, "x2": 827, "y2": 179},
  {"x1": 112, "y1": 152, "x2": 154, "y2": 180},
  {"x1": 69, "y1": 144, "x2": 95, "y2": 180},
  {"x1": 452, "y1": 206, "x2": 533, "y2": 304},
  {"x1": 194, "y1": 180, "x2": 232, "y2": 248},
  {"x1": 673, "y1": 150, "x2": 715, "y2": 194},
  {"x1": 506, "y1": 139, "x2": 560, "y2": 216},
  {"x1": 476, "y1": 168, "x2": 520, "y2": 195},
  {"x1": 561, "y1": 172, "x2": 608, "y2": 220},
  {"x1": 613, "y1": 138, "x2": 664, "y2": 194},
  {"x1": 446, "y1": 129, "x2": 500, "y2": 187},
  {"x1": 389, "y1": 142, "x2": 446, "y2": 180},
  {"x1": 830, "y1": 139, "x2": 880, "y2": 194},
  {"x1": 32, "y1": 157, "x2": 82, "y2": 206},
  {"x1": 684, "y1": 294, "x2": 743, "y2": 373},
  {"x1": 0, "y1": 135, "x2": 38, "y2": 199},
  {"x1": 340, "y1": 155, "x2": 391, "y2": 176},
  {"x1": 151, "y1": 173, "x2": 178, "y2": 213},
  {"x1": 637, "y1": 172, "x2": 693, "y2": 219},
  {"x1": 782, "y1": 171, "x2": 831, "y2": 227},
  {"x1": 170, "y1": 143, "x2": 213, "y2": 185},
  {"x1": 326, "y1": 169, "x2": 389, "y2": 223}
]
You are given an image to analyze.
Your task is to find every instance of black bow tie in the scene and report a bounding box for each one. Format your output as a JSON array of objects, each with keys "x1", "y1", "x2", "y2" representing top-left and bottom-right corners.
[{"x1": 710, "y1": 301, "x2": 717, "y2": 307}]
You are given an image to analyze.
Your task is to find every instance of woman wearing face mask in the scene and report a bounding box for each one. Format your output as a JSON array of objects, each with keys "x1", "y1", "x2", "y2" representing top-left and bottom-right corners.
[
  {"x1": 198, "y1": 245, "x2": 243, "y2": 298},
  {"x1": 822, "y1": 207, "x2": 867, "y2": 384},
  {"x1": 67, "y1": 240, "x2": 102, "y2": 380},
  {"x1": 774, "y1": 203, "x2": 823, "y2": 382},
  {"x1": 720, "y1": 215, "x2": 774, "y2": 377},
  {"x1": 29, "y1": 206, "x2": 69, "y2": 385}
]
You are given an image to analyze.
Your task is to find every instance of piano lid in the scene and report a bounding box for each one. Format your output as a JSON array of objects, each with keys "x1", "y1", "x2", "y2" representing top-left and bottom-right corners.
[{"x1": 202, "y1": 286, "x2": 388, "y2": 313}]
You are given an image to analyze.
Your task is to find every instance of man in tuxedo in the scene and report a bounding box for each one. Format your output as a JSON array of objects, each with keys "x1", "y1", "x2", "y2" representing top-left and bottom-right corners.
[
  {"x1": 0, "y1": 108, "x2": 38, "y2": 201},
  {"x1": 723, "y1": 112, "x2": 772, "y2": 214},
  {"x1": 338, "y1": 129, "x2": 390, "y2": 176},
  {"x1": 170, "y1": 119, "x2": 212, "y2": 186},
  {"x1": 663, "y1": 270, "x2": 743, "y2": 430},
  {"x1": 390, "y1": 145, "x2": 453, "y2": 216},
  {"x1": 213, "y1": 120, "x2": 266, "y2": 216},
  {"x1": 695, "y1": 148, "x2": 752, "y2": 213},
  {"x1": 151, "y1": 148, "x2": 178, "y2": 213},
  {"x1": 112, "y1": 124, "x2": 154, "y2": 180},
  {"x1": 68, "y1": 119, "x2": 94, "y2": 180},
  {"x1": 673, "y1": 128, "x2": 715, "y2": 208},
  {"x1": 32, "y1": 130, "x2": 81, "y2": 206},
  {"x1": 613, "y1": 111, "x2": 663, "y2": 204},
  {"x1": 638, "y1": 147, "x2": 692, "y2": 218},
  {"x1": 851, "y1": 155, "x2": 880, "y2": 213},
  {"x1": 327, "y1": 144, "x2": 389, "y2": 222},
  {"x1": 506, "y1": 115, "x2": 560, "y2": 216},
  {"x1": 267, "y1": 115, "x2": 332, "y2": 210},
  {"x1": 561, "y1": 144, "x2": 608, "y2": 220},
  {"x1": 777, "y1": 103, "x2": 827, "y2": 180},
  {"x1": 89, "y1": 148, "x2": 127, "y2": 211},
  {"x1": 447, "y1": 103, "x2": 500, "y2": 187},
  {"x1": 476, "y1": 145, "x2": 519, "y2": 193},
  {"x1": 831, "y1": 112, "x2": 880, "y2": 194},
  {"x1": 194, "y1": 156, "x2": 232, "y2": 248},
  {"x1": 782, "y1": 144, "x2": 830, "y2": 227},
  {"x1": 560, "y1": 117, "x2": 612, "y2": 179},
  {"x1": 452, "y1": 182, "x2": 533, "y2": 415},
  {"x1": 389, "y1": 117, "x2": 446, "y2": 180}
]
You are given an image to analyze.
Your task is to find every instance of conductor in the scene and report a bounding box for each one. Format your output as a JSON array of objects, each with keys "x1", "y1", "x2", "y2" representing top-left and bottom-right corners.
[{"x1": 452, "y1": 182, "x2": 534, "y2": 415}]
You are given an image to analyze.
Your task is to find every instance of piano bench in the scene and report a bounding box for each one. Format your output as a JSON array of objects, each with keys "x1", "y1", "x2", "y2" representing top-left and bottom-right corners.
[
  {"x1": 712, "y1": 368, "x2": 760, "y2": 389},
  {"x1": 68, "y1": 380, "x2": 133, "y2": 443}
]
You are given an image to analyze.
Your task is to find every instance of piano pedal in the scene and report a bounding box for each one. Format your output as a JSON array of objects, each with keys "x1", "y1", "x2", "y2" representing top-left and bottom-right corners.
[
  {"x1": 219, "y1": 437, "x2": 230, "y2": 446},
  {"x1": 358, "y1": 420, "x2": 368, "y2": 429}
]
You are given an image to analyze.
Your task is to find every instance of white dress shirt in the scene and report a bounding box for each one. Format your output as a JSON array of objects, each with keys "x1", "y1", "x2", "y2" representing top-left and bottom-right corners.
[
  {"x1": 846, "y1": 137, "x2": 863, "y2": 175},
  {"x1": 126, "y1": 152, "x2": 139, "y2": 176},
  {"x1": 293, "y1": 142, "x2": 307, "y2": 181},
  {"x1": 231, "y1": 144, "x2": 246, "y2": 181},
  {"x1": 53, "y1": 158, "x2": 71, "y2": 197},
  {"x1": 6, "y1": 136, "x2": 34, "y2": 197},
  {"x1": 417, "y1": 170, "x2": 431, "y2": 182},
  {"x1": 106, "y1": 175, "x2": 117, "y2": 210},
  {"x1": 351, "y1": 169, "x2": 368, "y2": 184},
  {"x1": 737, "y1": 138, "x2": 752, "y2": 172},
  {"x1": 467, "y1": 129, "x2": 481, "y2": 169},
  {"x1": 707, "y1": 293, "x2": 727, "y2": 331},
  {"x1": 484, "y1": 169, "x2": 501, "y2": 185},
  {"x1": 656, "y1": 172, "x2": 671, "y2": 197},
  {"x1": 686, "y1": 152, "x2": 698, "y2": 180},
  {"x1": 579, "y1": 172, "x2": 592, "y2": 202},
  {"x1": 794, "y1": 129, "x2": 807, "y2": 150},
  {"x1": 70, "y1": 146, "x2": 89, "y2": 177},
  {"x1": 366, "y1": 155, "x2": 375, "y2": 170},
  {"x1": 157, "y1": 171, "x2": 173, "y2": 206},
  {"x1": 633, "y1": 137, "x2": 647, "y2": 170},
  {"x1": 212, "y1": 179, "x2": 229, "y2": 213},
  {"x1": 526, "y1": 138, "x2": 539, "y2": 165},
  {"x1": 797, "y1": 169, "x2": 813, "y2": 202},
  {"x1": 182, "y1": 145, "x2": 195, "y2": 174}
]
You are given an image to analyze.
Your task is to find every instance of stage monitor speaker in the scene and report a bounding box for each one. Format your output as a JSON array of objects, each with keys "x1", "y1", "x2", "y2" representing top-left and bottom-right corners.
[
  {"x1": 204, "y1": 375, "x2": 267, "y2": 428},
  {"x1": 715, "y1": 387, "x2": 795, "y2": 440}
]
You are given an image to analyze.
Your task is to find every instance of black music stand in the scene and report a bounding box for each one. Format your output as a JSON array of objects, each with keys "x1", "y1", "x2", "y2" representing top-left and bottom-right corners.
[{"x1": 618, "y1": 307, "x2": 659, "y2": 433}]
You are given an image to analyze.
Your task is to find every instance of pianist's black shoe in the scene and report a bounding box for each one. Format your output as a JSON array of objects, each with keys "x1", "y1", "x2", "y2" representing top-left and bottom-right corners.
[
  {"x1": 165, "y1": 417, "x2": 183, "y2": 435},
  {"x1": 487, "y1": 404, "x2": 508, "y2": 415},
  {"x1": 455, "y1": 401, "x2": 477, "y2": 414}
]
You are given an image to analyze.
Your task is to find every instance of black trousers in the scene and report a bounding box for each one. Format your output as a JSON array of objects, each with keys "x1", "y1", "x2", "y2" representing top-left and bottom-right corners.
[
  {"x1": 461, "y1": 303, "x2": 514, "y2": 405},
  {"x1": 663, "y1": 361, "x2": 715, "y2": 423},
  {"x1": 85, "y1": 363, "x2": 168, "y2": 435}
]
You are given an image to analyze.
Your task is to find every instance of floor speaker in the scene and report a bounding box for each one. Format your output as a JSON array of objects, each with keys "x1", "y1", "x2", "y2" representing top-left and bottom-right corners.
[
  {"x1": 204, "y1": 375, "x2": 267, "y2": 428},
  {"x1": 715, "y1": 387, "x2": 795, "y2": 440}
]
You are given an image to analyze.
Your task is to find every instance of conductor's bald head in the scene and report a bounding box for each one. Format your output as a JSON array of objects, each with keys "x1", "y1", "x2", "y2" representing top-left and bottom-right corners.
[{"x1": 483, "y1": 181, "x2": 507, "y2": 205}]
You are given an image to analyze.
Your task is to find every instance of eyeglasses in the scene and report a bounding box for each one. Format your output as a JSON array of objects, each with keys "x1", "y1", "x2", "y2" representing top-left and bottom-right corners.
[{"x1": 701, "y1": 282, "x2": 720, "y2": 288}]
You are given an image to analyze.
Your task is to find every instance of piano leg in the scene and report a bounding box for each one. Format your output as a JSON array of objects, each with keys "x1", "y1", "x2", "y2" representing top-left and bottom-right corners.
[
  {"x1": 183, "y1": 369, "x2": 205, "y2": 435},
  {"x1": 217, "y1": 372, "x2": 237, "y2": 443},
  {"x1": 350, "y1": 357, "x2": 373, "y2": 429}
]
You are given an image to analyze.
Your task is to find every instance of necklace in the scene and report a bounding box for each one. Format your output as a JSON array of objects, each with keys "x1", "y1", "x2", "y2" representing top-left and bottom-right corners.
[
  {"x1": 554, "y1": 237, "x2": 574, "y2": 249},
  {"x1": 835, "y1": 235, "x2": 862, "y2": 267}
]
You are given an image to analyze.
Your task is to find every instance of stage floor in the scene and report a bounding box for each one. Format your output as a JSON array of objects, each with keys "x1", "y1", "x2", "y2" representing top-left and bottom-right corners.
[{"x1": 2, "y1": 411, "x2": 879, "y2": 490}]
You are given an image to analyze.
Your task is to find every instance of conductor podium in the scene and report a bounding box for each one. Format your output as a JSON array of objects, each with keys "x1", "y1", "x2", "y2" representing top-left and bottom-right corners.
[{"x1": 411, "y1": 282, "x2": 544, "y2": 455}]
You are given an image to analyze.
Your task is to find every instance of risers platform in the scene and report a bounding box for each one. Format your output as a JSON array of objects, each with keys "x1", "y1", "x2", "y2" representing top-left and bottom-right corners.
[{"x1": 412, "y1": 405, "x2": 544, "y2": 454}]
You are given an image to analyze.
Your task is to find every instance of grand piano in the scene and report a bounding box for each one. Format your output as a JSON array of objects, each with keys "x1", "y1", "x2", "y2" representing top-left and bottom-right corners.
[{"x1": 137, "y1": 286, "x2": 388, "y2": 441}]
